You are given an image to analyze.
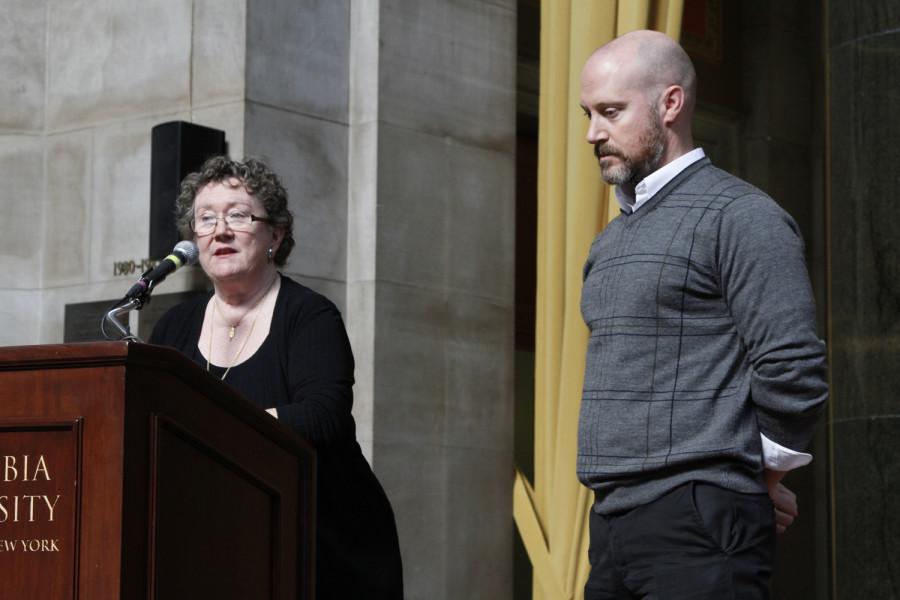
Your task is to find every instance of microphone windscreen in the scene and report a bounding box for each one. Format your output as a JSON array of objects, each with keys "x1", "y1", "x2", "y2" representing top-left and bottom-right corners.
[{"x1": 174, "y1": 240, "x2": 200, "y2": 266}]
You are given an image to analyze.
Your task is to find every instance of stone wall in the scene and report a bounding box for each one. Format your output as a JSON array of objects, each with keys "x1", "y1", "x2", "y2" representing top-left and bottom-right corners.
[{"x1": 828, "y1": 1, "x2": 900, "y2": 597}]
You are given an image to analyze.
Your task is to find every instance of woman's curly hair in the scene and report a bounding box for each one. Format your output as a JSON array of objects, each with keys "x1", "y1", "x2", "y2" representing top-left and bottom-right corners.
[{"x1": 175, "y1": 156, "x2": 295, "y2": 266}]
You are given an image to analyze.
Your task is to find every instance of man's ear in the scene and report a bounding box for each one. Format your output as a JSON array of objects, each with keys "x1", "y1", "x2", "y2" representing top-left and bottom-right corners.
[{"x1": 661, "y1": 85, "x2": 685, "y2": 125}]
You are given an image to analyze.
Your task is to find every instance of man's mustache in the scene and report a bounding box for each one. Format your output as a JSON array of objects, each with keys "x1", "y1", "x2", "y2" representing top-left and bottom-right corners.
[{"x1": 594, "y1": 143, "x2": 623, "y2": 161}]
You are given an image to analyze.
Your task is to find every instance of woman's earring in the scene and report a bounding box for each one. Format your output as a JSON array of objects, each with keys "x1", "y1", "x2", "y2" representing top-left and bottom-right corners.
[{"x1": 267, "y1": 247, "x2": 274, "y2": 262}]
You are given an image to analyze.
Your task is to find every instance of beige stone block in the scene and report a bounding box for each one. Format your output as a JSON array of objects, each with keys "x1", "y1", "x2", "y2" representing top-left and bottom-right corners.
[
  {"x1": 246, "y1": 0, "x2": 350, "y2": 123},
  {"x1": 373, "y1": 440, "x2": 513, "y2": 599},
  {"x1": 191, "y1": 102, "x2": 246, "y2": 159},
  {"x1": 0, "y1": 1, "x2": 46, "y2": 132},
  {"x1": 379, "y1": 0, "x2": 516, "y2": 148},
  {"x1": 372, "y1": 283, "x2": 513, "y2": 451},
  {"x1": 442, "y1": 445, "x2": 512, "y2": 598},
  {"x1": 47, "y1": 0, "x2": 192, "y2": 130},
  {"x1": 376, "y1": 123, "x2": 515, "y2": 302},
  {"x1": 44, "y1": 131, "x2": 92, "y2": 287},
  {"x1": 244, "y1": 103, "x2": 348, "y2": 282},
  {"x1": 89, "y1": 117, "x2": 158, "y2": 284},
  {"x1": 0, "y1": 289, "x2": 42, "y2": 346},
  {"x1": 0, "y1": 135, "x2": 44, "y2": 289},
  {"x1": 444, "y1": 293, "x2": 514, "y2": 452},
  {"x1": 192, "y1": 0, "x2": 246, "y2": 106},
  {"x1": 373, "y1": 440, "x2": 447, "y2": 594},
  {"x1": 373, "y1": 283, "x2": 449, "y2": 448}
]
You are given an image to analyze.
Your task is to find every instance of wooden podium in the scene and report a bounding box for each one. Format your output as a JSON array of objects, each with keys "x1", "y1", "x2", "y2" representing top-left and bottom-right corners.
[{"x1": 0, "y1": 342, "x2": 315, "y2": 599}]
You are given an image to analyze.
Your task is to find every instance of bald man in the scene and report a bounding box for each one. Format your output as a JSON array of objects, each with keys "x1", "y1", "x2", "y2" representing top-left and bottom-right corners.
[{"x1": 576, "y1": 30, "x2": 826, "y2": 598}]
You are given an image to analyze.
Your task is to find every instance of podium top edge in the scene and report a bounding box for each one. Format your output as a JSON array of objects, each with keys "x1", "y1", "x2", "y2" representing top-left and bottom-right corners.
[{"x1": 0, "y1": 341, "x2": 132, "y2": 371}]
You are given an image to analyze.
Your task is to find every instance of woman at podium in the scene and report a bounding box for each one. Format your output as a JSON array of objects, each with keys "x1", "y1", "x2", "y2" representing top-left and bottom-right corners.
[{"x1": 149, "y1": 155, "x2": 403, "y2": 599}]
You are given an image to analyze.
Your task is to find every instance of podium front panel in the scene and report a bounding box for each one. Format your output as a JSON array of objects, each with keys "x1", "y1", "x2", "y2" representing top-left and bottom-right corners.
[{"x1": 0, "y1": 420, "x2": 83, "y2": 599}]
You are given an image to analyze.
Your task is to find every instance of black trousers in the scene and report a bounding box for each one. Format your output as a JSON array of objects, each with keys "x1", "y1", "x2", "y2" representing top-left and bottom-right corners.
[{"x1": 585, "y1": 482, "x2": 775, "y2": 599}]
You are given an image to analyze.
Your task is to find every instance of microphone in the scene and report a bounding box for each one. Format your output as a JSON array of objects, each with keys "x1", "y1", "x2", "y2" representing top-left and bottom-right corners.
[{"x1": 125, "y1": 240, "x2": 199, "y2": 300}]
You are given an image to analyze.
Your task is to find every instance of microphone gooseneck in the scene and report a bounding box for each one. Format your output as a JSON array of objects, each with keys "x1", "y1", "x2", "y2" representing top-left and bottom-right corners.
[{"x1": 103, "y1": 241, "x2": 200, "y2": 342}]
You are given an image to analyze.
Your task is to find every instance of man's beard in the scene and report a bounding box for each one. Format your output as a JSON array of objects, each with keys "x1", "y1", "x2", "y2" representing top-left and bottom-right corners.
[{"x1": 594, "y1": 113, "x2": 665, "y2": 187}]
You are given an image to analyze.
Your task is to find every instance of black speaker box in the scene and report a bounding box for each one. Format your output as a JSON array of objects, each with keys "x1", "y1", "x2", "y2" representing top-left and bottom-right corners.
[{"x1": 149, "y1": 121, "x2": 226, "y2": 258}]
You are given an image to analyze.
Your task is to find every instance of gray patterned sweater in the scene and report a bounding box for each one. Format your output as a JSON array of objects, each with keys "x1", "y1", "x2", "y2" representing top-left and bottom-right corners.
[{"x1": 578, "y1": 158, "x2": 827, "y2": 514}]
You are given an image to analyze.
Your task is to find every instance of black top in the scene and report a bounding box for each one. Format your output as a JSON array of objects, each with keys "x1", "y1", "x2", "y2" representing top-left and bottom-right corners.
[{"x1": 150, "y1": 274, "x2": 403, "y2": 599}]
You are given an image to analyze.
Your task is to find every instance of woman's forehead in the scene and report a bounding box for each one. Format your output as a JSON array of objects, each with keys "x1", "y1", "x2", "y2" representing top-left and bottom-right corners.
[{"x1": 194, "y1": 180, "x2": 261, "y2": 208}]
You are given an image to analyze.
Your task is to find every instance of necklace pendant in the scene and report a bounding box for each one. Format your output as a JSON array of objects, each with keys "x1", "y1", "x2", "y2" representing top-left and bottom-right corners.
[{"x1": 228, "y1": 326, "x2": 236, "y2": 340}]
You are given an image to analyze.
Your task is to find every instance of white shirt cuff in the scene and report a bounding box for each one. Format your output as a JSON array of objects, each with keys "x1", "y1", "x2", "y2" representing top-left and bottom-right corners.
[
  {"x1": 265, "y1": 407, "x2": 278, "y2": 418},
  {"x1": 761, "y1": 433, "x2": 812, "y2": 471}
]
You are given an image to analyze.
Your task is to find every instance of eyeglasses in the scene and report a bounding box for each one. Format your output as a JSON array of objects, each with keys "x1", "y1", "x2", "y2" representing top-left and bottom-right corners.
[{"x1": 191, "y1": 210, "x2": 275, "y2": 236}]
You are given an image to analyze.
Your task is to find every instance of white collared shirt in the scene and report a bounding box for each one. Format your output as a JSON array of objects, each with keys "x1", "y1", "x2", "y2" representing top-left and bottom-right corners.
[
  {"x1": 612, "y1": 147, "x2": 813, "y2": 472},
  {"x1": 615, "y1": 147, "x2": 707, "y2": 213}
]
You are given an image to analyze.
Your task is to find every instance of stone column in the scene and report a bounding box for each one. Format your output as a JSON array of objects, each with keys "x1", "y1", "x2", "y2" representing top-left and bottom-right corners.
[
  {"x1": 348, "y1": 2, "x2": 517, "y2": 598},
  {"x1": 828, "y1": 2, "x2": 900, "y2": 597}
]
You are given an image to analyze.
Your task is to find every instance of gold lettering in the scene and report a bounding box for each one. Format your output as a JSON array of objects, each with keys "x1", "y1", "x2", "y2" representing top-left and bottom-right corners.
[
  {"x1": 4, "y1": 456, "x2": 16, "y2": 481},
  {"x1": 33, "y1": 455, "x2": 50, "y2": 481},
  {"x1": 0, "y1": 538, "x2": 62, "y2": 552},
  {"x1": 0, "y1": 496, "x2": 6, "y2": 523},
  {"x1": 23, "y1": 495, "x2": 38, "y2": 522},
  {"x1": 43, "y1": 495, "x2": 60, "y2": 522}
]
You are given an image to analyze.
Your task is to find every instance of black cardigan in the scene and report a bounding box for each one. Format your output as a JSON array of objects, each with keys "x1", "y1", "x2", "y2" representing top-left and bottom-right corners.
[{"x1": 150, "y1": 274, "x2": 403, "y2": 599}]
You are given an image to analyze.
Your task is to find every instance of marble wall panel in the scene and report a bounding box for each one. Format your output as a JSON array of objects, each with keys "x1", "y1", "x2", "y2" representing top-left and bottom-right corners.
[
  {"x1": 89, "y1": 116, "x2": 162, "y2": 284},
  {"x1": 246, "y1": 0, "x2": 350, "y2": 123},
  {"x1": 244, "y1": 103, "x2": 348, "y2": 283},
  {"x1": 191, "y1": 101, "x2": 246, "y2": 159},
  {"x1": 191, "y1": 0, "x2": 246, "y2": 107},
  {"x1": 373, "y1": 283, "x2": 449, "y2": 449},
  {"x1": 829, "y1": 34, "x2": 900, "y2": 422},
  {"x1": 0, "y1": 290, "x2": 42, "y2": 346},
  {"x1": 444, "y1": 293, "x2": 513, "y2": 452},
  {"x1": 832, "y1": 418, "x2": 900, "y2": 599},
  {"x1": 445, "y1": 140, "x2": 515, "y2": 301},
  {"x1": 0, "y1": 0, "x2": 46, "y2": 132},
  {"x1": 373, "y1": 440, "x2": 446, "y2": 599},
  {"x1": 830, "y1": 0, "x2": 900, "y2": 49},
  {"x1": 443, "y1": 446, "x2": 512, "y2": 599},
  {"x1": 379, "y1": 0, "x2": 516, "y2": 149},
  {"x1": 0, "y1": 135, "x2": 44, "y2": 290},
  {"x1": 372, "y1": 282, "x2": 514, "y2": 596},
  {"x1": 44, "y1": 130, "x2": 92, "y2": 287},
  {"x1": 374, "y1": 439, "x2": 513, "y2": 600},
  {"x1": 46, "y1": 0, "x2": 192, "y2": 130},
  {"x1": 828, "y1": 4, "x2": 900, "y2": 598},
  {"x1": 376, "y1": 123, "x2": 515, "y2": 301}
]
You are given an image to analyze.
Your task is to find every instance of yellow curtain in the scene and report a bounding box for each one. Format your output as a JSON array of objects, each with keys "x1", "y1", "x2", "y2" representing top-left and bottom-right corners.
[{"x1": 513, "y1": 2, "x2": 684, "y2": 599}]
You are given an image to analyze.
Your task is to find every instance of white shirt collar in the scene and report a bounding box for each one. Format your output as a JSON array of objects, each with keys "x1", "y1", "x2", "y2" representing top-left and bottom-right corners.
[{"x1": 615, "y1": 147, "x2": 707, "y2": 214}]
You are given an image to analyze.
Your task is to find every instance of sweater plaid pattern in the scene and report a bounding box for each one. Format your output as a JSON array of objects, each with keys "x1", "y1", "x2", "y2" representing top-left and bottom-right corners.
[{"x1": 578, "y1": 158, "x2": 827, "y2": 514}]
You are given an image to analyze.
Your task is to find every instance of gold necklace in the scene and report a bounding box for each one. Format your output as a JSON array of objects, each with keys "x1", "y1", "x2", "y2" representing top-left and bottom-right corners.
[
  {"x1": 214, "y1": 286, "x2": 268, "y2": 342},
  {"x1": 207, "y1": 275, "x2": 277, "y2": 380}
]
